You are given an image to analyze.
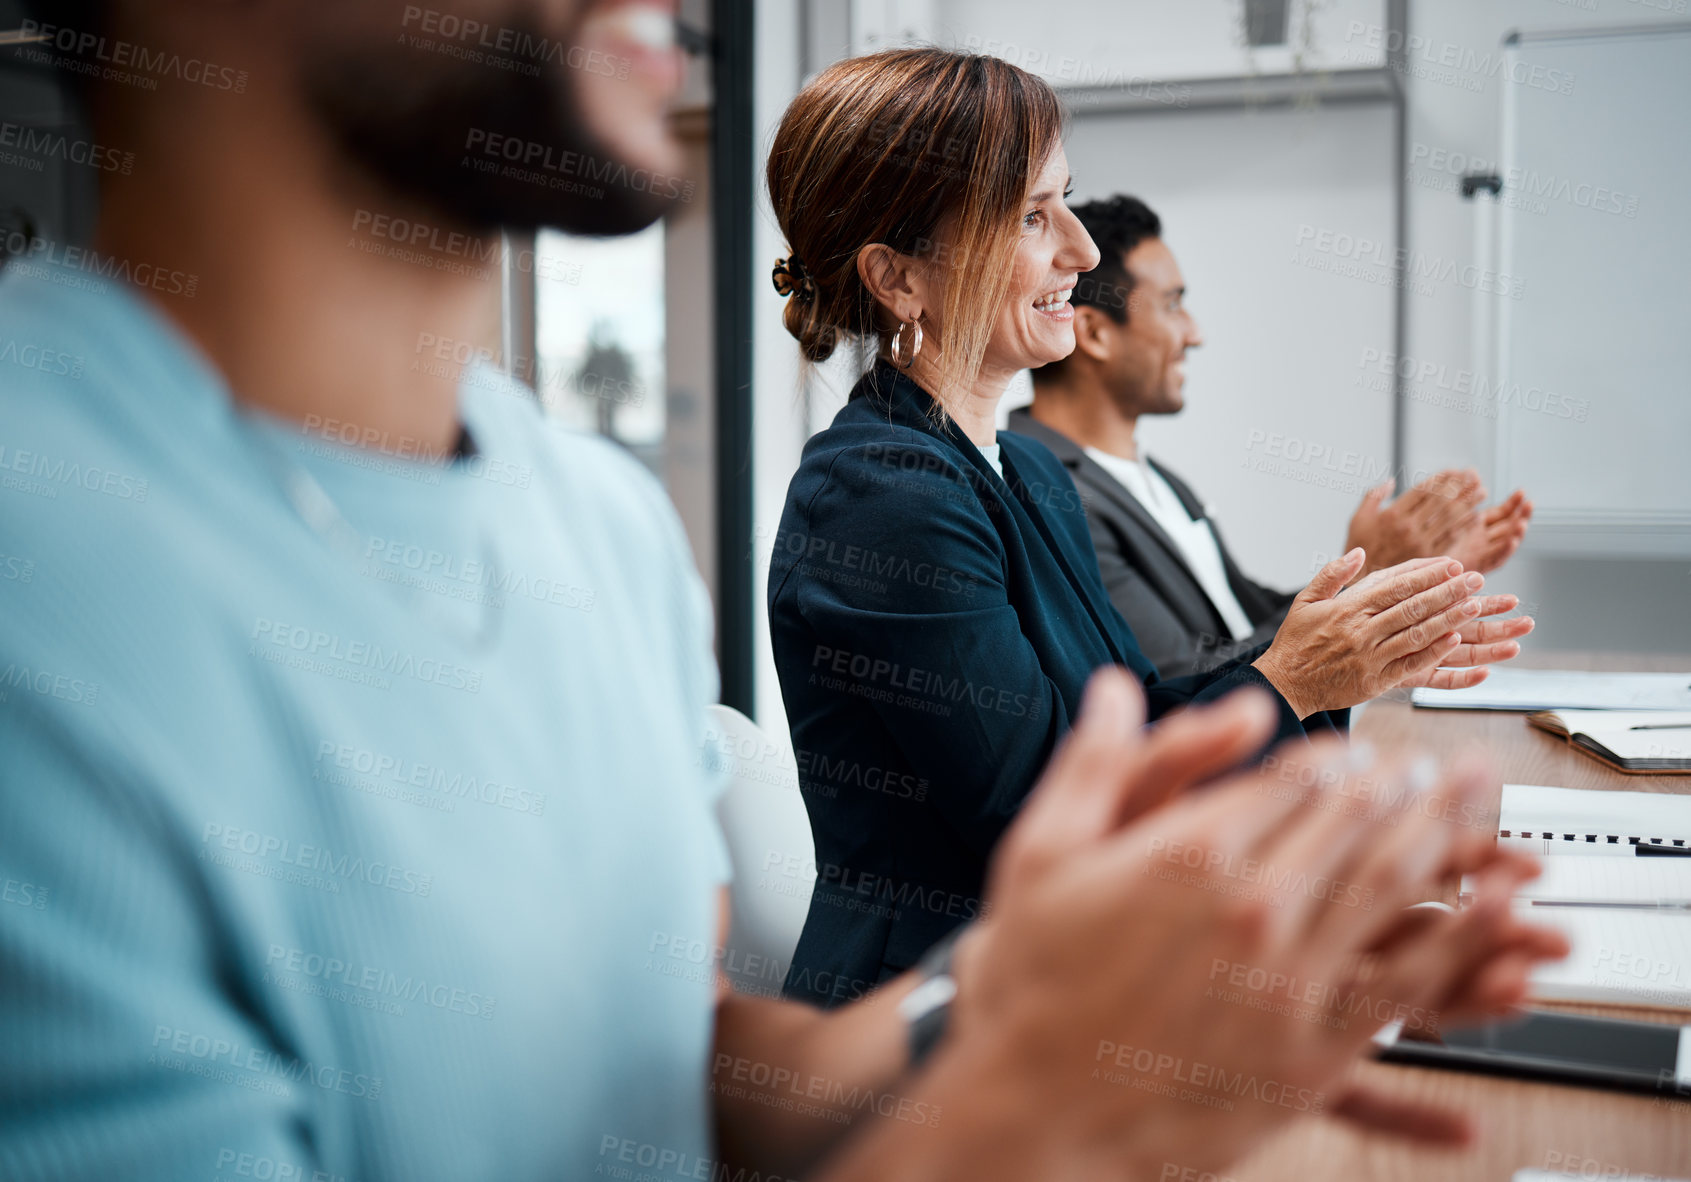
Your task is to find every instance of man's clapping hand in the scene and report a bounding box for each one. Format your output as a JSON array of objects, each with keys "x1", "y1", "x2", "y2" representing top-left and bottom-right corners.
[
  {"x1": 1448, "y1": 490, "x2": 1533, "y2": 576},
  {"x1": 1346, "y1": 470, "x2": 1483, "y2": 576},
  {"x1": 1346, "y1": 470, "x2": 1532, "y2": 578}
]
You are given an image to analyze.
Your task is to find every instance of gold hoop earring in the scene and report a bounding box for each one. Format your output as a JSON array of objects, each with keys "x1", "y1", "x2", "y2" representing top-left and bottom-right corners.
[{"x1": 890, "y1": 317, "x2": 924, "y2": 369}]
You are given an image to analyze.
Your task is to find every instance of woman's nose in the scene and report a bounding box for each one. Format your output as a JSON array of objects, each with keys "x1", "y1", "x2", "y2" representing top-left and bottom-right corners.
[{"x1": 1066, "y1": 220, "x2": 1101, "y2": 273}]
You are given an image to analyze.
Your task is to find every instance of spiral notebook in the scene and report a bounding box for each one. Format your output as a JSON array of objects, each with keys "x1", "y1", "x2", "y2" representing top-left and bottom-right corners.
[
  {"x1": 1495, "y1": 786, "x2": 1691, "y2": 1009},
  {"x1": 1493, "y1": 785, "x2": 1691, "y2": 1008},
  {"x1": 1499, "y1": 783, "x2": 1691, "y2": 850}
]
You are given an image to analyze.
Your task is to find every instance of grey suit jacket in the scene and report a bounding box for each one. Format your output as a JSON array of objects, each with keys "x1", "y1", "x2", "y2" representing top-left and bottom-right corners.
[{"x1": 1005, "y1": 407, "x2": 1296, "y2": 680}]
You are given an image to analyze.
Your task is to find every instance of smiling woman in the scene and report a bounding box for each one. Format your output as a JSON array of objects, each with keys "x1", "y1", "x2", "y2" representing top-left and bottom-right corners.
[
  {"x1": 762, "y1": 47, "x2": 1527, "y2": 1008},
  {"x1": 764, "y1": 49, "x2": 1079, "y2": 423},
  {"x1": 763, "y1": 48, "x2": 1324, "y2": 1009}
]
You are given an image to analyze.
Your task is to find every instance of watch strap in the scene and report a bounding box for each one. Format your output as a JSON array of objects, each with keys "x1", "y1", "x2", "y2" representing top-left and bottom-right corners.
[{"x1": 898, "y1": 926, "x2": 965, "y2": 1068}]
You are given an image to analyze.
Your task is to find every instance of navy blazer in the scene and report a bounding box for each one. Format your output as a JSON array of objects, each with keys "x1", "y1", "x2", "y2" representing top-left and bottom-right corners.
[{"x1": 768, "y1": 362, "x2": 1314, "y2": 1008}]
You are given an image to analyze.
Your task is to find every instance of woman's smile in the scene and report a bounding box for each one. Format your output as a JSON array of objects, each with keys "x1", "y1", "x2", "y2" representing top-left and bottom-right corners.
[{"x1": 1032, "y1": 285, "x2": 1075, "y2": 321}]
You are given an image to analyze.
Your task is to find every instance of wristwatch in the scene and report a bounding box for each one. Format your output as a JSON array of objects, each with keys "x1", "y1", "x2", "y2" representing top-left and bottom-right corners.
[{"x1": 898, "y1": 927, "x2": 965, "y2": 1069}]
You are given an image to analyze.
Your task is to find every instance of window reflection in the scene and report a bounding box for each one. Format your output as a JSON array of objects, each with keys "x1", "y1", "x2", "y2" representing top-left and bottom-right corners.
[{"x1": 533, "y1": 224, "x2": 667, "y2": 474}]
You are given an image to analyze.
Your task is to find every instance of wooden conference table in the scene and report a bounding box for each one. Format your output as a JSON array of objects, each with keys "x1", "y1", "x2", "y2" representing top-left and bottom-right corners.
[{"x1": 1241, "y1": 651, "x2": 1691, "y2": 1182}]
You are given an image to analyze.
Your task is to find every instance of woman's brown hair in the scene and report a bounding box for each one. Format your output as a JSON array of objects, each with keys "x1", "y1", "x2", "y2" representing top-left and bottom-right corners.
[{"x1": 766, "y1": 48, "x2": 1064, "y2": 406}]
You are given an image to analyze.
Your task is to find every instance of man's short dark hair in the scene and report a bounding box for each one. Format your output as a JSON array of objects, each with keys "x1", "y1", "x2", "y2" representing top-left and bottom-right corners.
[{"x1": 1069, "y1": 195, "x2": 1162, "y2": 325}]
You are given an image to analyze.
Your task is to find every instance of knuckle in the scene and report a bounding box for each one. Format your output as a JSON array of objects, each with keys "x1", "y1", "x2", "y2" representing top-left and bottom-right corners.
[
  {"x1": 1220, "y1": 896, "x2": 1273, "y2": 947},
  {"x1": 997, "y1": 836, "x2": 1041, "y2": 884},
  {"x1": 1371, "y1": 853, "x2": 1415, "y2": 899}
]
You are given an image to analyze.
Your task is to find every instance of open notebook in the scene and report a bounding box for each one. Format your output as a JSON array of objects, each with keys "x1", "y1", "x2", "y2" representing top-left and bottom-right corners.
[
  {"x1": 1527, "y1": 710, "x2": 1691, "y2": 774},
  {"x1": 1504, "y1": 856, "x2": 1691, "y2": 1009},
  {"x1": 1489, "y1": 785, "x2": 1691, "y2": 1008},
  {"x1": 1514, "y1": 857, "x2": 1691, "y2": 904}
]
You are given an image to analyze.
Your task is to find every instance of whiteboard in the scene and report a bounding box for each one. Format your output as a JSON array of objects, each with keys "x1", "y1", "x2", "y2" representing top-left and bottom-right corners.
[{"x1": 1495, "y1": 26, "x2": 1691, "y2": 554}]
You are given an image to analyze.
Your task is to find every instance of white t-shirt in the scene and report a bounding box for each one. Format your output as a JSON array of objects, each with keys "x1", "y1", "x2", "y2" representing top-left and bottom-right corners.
[
  {"x1": 978, "y1": 441, "x2": 1004, "y2": 480},
  {"x1": 1084, "y1": 447, "x2": 1256, "y2": 642}
]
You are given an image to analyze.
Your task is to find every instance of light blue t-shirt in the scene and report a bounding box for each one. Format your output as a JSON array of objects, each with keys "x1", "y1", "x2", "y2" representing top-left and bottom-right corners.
[{"x1": 0, "y1": 261, "x2": 731, "y2": 1181}]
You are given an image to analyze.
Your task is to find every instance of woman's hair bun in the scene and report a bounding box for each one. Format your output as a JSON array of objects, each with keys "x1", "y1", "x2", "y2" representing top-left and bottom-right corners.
[{"x1": 784, "y1": 294, "x2": 838, "y2": 363}]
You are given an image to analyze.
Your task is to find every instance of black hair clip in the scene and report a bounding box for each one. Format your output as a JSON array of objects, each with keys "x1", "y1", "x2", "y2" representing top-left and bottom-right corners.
[{"x1": 772, "y1": 254, "x2": 816, "y2": 303}]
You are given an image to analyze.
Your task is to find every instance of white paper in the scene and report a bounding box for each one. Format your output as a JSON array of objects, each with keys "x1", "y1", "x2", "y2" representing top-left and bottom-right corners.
[
  {"x1": 1411, "y1": 669, "x2": 1691, "y2": 712},
  {"x1": 1521, "y1": 903, "x2": 1691, "y2": 1009},
  {"x1": 1514, "y1": 858, "x2": 1691, "y2": 904}
]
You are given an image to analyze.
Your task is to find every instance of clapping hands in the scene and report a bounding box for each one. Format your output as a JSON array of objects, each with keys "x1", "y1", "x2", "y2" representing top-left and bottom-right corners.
[{"x1": 938, "y1": 671, "x2": 1566, "y2": 1180}]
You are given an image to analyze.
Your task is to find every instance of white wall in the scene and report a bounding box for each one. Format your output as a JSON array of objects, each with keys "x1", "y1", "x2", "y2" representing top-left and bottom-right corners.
[
  {"x1": 927, "y1": 0, "x2": 1390, "y2": 80},
  {"x1": 1057, "y1": 100, "x2": 1399, "y2": 591},
  {"x1": 751, "y1": 0, "x2": 811, "y2": 730}
]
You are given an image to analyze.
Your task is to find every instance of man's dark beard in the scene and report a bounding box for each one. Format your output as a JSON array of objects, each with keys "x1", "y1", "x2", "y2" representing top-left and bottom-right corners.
[{"x1": 299, "y1": 13, "x2": 675, "y2": 238}]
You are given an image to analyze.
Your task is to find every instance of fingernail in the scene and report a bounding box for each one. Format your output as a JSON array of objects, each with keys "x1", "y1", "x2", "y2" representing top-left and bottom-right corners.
[
  {"x1": 1082, "y1": 672, "x2": 1128, "y2": 738},
  {"x1": 1465, "y1": 572, "x2": 1484, "y2": 590}
]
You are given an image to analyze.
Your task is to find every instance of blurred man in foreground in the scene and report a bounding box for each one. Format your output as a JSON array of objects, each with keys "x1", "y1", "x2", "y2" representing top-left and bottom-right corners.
[
  {"x1": 0, "y1": 7, "x2": 1561, "y2": 1180},
  {"x1": 1014, "y1": 195, "x2": 1533, "y2": 678}
]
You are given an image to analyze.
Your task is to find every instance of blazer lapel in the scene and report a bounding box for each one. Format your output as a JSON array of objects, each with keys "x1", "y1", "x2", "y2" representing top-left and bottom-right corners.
[
  {"x1": 1077, "y1": 456, "x2": 1193, "y2": 573},
  {"x1": 1008, "y1": 410, "x2": 1226, "y2": 640},
  {"x1": 872, "y1": 377, "x2": 1130, "y2": 668},
  {"x1": 1071, "y1": 463, "x2": 1229, "y2": 639},
  {"x1": 1007, "y1": 412, "x2": 1201, "y2": 592},
  {"x1": 995, "y1": 445, "x2": 1130, "y2": 667},
  {"x1": 1149, "y1": 457, "x2": 1288, "y2": 626}
]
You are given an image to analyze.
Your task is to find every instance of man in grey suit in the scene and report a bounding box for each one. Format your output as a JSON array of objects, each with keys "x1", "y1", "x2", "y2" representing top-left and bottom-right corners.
[{"x1": 1010, "y1": 196, "x2": 1533, "y2": 679}]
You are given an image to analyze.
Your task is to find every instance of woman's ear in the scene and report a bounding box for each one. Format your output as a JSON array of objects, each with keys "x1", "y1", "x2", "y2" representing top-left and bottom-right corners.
[{"x1": 856, "y1": 243, "x2": 927, "y2": 325}]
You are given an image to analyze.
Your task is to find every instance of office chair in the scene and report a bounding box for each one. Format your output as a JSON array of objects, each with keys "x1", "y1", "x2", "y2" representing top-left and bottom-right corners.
[{"x1": 704, "y1": 704, "x2": 815, "y2": 998}]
